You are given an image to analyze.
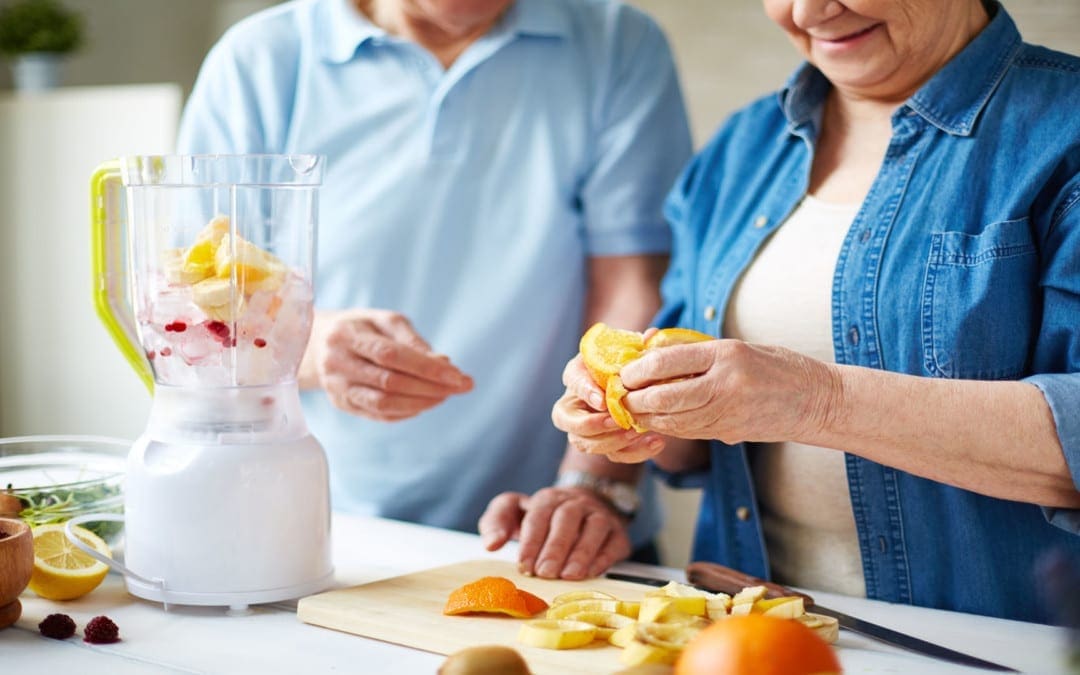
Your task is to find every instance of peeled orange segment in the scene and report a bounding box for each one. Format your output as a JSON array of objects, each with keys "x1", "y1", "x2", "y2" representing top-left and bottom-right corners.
[
  {"x1": 443, "y1": 576, "x2": 548, "y2": 618},
  {"x1": 643, "y1": 327, "x2": 714, "y2": 349},
  {"x1": 579, "y1": 322, "x2": 645, "y2": 390},
  {"x1": 28, "y1": 524, "x2": 112, "y2": 601},
  {"x1": 517, "y1": 619, "x2": 597, "y2": 650},
  {"x1": 605, "y1": 375, "x2": 644, "y2": 432},
  {"x1": 580, "y1": 323, "x2": 715, "y2": 431}
]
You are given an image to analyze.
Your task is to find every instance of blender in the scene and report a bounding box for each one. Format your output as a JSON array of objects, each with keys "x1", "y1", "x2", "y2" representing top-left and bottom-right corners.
[{"x1": 75, "y1": 155, "x2": 333, "y2": 610}]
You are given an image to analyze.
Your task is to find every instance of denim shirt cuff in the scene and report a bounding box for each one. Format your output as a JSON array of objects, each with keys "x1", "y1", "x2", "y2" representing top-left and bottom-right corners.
[{"x1": 1024, "y1": 373, "x2": 1080, "y2": 534}]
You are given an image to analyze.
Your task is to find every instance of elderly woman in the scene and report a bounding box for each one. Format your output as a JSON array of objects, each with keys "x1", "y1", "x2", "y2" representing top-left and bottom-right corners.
[{"x1": 536, "y1": 0, "x2": 1080, "y2": 623}]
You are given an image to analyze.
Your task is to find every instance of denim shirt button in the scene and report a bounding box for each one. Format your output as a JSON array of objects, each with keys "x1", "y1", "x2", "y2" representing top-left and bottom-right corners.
[
  {"x1": 753, "y1": 215, "x2": 768, "y2": 228},
  {"x1": 848, "y1": 325, "x2": 860, "y2": 346},
  {"x1": 735, "y1": 506, "x2": 751, "y2": 521},
  {"x1": 704, "y1": 305, "x2": 717, "y2": 321},
  {"x1": 860, "y1": 229, "x2": 871, "y2": 243}
]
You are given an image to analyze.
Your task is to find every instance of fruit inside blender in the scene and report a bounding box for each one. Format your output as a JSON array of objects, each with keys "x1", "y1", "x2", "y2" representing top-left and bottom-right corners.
[{"x1": 139, "y1": 216, "x2": 312, "y2": 388}]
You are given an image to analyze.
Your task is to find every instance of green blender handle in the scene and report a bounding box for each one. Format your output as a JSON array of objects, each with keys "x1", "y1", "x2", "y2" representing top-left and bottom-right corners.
[{"x1": 91, "y1": 160, "x2": 154, "y2": 393}]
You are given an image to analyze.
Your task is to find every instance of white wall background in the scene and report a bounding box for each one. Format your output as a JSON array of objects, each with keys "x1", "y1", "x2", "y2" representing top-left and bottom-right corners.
[{"x1": 1, "y1": 0, "x2": 1077, "y2": 568}]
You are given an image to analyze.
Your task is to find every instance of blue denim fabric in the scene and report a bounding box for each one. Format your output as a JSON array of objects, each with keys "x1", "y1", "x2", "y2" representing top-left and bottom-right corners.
[{"x1": 655, "y1": 4, "x2": 1080, "y2": 623}]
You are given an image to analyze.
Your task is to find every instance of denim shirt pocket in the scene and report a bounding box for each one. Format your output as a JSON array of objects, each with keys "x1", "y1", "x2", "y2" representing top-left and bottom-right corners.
[{"x1": 921, "y1": 218, "x2": 1038, "y2": 380}]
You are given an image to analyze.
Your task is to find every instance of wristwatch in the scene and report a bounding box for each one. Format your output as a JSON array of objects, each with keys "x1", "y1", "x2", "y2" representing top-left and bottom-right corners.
[{"x1": 554, "y1": 470, "x2": 640, "y2": 521}]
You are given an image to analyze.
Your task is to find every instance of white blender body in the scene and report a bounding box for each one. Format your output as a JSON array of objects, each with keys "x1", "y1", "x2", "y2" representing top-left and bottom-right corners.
[{"x1": 89, "y1": 155, "x2": 333, "y2": 608}]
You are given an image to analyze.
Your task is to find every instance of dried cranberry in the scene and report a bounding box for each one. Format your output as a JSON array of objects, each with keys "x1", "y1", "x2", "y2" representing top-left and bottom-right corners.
[
  {"x1": 83, "y1": 615, "x2": 121, "y2": 644},
  {"x1": 253, "y1": 338, "x2": 267, "y2": 348},
  {"x1": 39, "y1": 613, "x2": 76, "y2": 640}
]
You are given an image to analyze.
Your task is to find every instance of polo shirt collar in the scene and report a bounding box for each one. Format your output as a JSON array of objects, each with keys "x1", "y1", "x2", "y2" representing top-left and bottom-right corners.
[
  {"x1": 318, "y1": 0, "x2": 567, "y2": 65},
  {"x1": 778, "y1": 1, "x2": 1022, "y2": 137}
]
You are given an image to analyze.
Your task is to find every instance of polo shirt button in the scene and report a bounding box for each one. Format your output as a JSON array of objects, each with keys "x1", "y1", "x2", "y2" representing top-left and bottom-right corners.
[
  {"x1": 753, "y1": 215, "x2": 768, "y2": 228},
  {"x1": 735, "y1": 506, "x2": 751, "y2": 521},
  {"x1": 704, "y1": 306, "x2": 716, "y2": 321},
  {"x1": 848, "y1": 325, "x2": 860, "y2": 345}
]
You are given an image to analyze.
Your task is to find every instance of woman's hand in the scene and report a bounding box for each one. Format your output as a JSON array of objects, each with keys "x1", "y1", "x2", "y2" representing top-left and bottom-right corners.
[
  {"x1": 299, "y1": 309, "x2": 473, "y2": 421},
  {"x1": 478, "y1": 487, "x2": 632, "y2": 580},
  {"x1": 620, "y1": 339, "x2": 842, "y2": 444},
  {"x1": 551, "y1": 355, "x2": 669, "y2": 463}
]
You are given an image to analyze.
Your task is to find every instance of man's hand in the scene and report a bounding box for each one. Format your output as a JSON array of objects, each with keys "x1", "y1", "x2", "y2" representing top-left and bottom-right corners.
[
  {"x1": 300, "y1": 308, "x2": 473, "y2": 421},
  {"x1": 478, "y1": 487, "x2": 632, "y2": 580}
]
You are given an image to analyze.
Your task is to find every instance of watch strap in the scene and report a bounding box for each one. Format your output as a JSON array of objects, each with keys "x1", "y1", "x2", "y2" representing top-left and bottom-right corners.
[{"x1": 554, "y1": 470, "x2": 640, "y2": 520}]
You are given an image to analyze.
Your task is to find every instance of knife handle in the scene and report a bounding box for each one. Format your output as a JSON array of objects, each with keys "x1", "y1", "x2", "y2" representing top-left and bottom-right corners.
[{"x1": 686, "y1": 561, "x2": 814, "y2": 607}]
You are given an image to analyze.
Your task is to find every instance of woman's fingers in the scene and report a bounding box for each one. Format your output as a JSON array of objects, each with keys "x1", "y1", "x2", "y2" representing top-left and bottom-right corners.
[{"x1": 562, "y1": 355, "x2": 605, "y2": 411}]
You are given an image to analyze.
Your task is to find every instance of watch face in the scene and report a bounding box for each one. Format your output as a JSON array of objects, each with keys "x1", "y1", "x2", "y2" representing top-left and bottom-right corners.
[{"x1": 607, "y1": 484, "x2": 640, "y2": 516}]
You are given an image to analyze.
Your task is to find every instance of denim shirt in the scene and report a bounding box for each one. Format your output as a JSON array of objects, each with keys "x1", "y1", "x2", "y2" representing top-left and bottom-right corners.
[{"x1": 656, "y1": 5, "x2": 1080, "y2": 623}]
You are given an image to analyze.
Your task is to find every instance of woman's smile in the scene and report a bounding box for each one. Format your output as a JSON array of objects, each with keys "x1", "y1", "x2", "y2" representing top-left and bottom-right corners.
[{"x1": 813, "y1": 22, "x2": 882, "y2": 52}]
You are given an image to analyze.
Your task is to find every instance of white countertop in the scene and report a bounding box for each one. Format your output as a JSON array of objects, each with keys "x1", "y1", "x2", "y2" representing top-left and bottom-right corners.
[{"x1": 1, "y1": 513, "x2": 1071, "y2": 674}]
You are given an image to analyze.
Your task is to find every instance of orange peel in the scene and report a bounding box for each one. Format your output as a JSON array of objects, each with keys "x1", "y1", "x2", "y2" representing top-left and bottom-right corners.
[{"x1": 443, "y1": 576, "x2": 549, "y2": 618}]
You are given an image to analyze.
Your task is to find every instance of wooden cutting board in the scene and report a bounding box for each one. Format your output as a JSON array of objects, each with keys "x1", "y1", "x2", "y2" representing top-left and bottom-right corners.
[{"x1": 297, "y1": 559, "x2": 657, "y2": 675}]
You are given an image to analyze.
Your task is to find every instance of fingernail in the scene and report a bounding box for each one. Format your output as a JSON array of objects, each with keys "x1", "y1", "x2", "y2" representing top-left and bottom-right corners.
[
  {"x1": 481, "y1": 530, "x2": 504, "y2": 549},
  {"x1": 536, "y1": 560, "x2": 557, "y2": 578},
  {"x1": 602, "y1": 416, "x2": 619, "y2": 429},
  {"x1": 563, "y1": 562, "x2": 584, "y2": 578},
  {"x1": 441, "y1": 371, "x2": 468, "y2": 387},
  {"x1": 648, "y1": 437, "x2": 665, "y2": 451},
  {"x1": 518, "y1": 560, "x2": 533, "y2": 576},
  {"x1": 589, "y1": 393, "x2": 605, "y2": 409}
]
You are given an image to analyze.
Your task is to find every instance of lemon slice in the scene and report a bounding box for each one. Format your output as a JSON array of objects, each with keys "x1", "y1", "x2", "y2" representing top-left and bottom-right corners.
[
  {"x1": 517, "y1": 619, "x2": 597, "y2": 649},
  {"x1": 28, "y1": 524, "x2": 111, "y2": 601}
]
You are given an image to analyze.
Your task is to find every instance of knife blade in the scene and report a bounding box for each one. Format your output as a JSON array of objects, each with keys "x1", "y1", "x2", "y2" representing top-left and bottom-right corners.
[{"x1": 605, "y1": 562, "x2": 1018, "y2": 673}]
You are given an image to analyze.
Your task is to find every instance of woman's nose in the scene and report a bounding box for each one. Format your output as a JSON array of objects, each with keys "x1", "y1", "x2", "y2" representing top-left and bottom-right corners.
[{"x1": 790, "y1": 0, "x2": 845, "y2": 28}]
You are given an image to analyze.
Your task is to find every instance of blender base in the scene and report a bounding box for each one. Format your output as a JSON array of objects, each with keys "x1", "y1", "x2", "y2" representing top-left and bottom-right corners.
[{"x1": 125, "y1": 568, "x2": 336, "y2": 610}]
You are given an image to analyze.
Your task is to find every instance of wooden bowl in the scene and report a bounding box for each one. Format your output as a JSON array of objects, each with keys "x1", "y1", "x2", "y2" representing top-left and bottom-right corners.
[{"x1": 0, "y1": 518, "x2": 33, "y2": 629}]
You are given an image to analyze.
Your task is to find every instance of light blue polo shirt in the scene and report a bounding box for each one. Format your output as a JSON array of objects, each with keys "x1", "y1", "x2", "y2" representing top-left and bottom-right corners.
[{"x1": 177, "y1": 0, "x2": 692, "y2": 547}]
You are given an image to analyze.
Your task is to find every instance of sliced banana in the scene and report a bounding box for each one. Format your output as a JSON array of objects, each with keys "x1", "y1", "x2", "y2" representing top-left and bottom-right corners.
[
  {"x1": 550, "y1": 590, "x2": 617, "y2": 605},
  {"x1": 517, "y1": 619, "x2": 597, "y2": 650},
  {"x1": 546, "y1": 599, "x2": 621, "y2": 619},
  {"x1": 564, "y1": 610, "x2": 634, "y2": 640},
  {"x1": 753, "y1": 596, "x2": 806, "y2": 619}
]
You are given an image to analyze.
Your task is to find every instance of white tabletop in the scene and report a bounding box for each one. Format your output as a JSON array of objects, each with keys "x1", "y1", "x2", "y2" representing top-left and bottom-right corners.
[{"x1": 1, "y1": 513, "x2": 1071, "y2": 674}]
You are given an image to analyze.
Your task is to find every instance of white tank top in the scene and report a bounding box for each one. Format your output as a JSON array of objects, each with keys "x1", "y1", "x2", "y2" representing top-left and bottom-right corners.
[{"x1": 724, "y1": 194, "x2": 867, "y2": 597}]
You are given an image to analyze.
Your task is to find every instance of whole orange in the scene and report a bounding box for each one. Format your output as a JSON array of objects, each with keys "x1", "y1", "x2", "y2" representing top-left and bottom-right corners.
[{"x1": 674, "y1": 614, "x2": 841, "y2": 675}]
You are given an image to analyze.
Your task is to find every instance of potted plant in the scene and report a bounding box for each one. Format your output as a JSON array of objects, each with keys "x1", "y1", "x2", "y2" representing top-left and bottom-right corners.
[{"x1": 0, "y1": 0, "x2": 83, "y2": 91}]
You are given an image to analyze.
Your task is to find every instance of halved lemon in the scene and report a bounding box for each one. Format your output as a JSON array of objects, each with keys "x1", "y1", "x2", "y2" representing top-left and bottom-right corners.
[{"x1": 27, "y1": 524, "x2": 112, "y2": 601}]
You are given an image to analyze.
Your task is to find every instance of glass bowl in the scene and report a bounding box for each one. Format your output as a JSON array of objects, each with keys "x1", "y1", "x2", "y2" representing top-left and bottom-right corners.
[{"x1": 0, "y1": 435, "x2": 129, "y2": 548}]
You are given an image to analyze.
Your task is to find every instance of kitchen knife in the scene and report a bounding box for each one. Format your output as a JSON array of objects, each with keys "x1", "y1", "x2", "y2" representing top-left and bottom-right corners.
[{"x1": 605, "y1": 562, "x2": 1018, "y2": 673}]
